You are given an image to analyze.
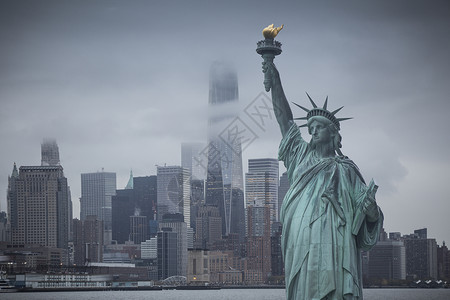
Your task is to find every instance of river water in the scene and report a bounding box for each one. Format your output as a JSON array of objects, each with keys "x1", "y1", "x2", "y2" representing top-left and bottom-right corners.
[{"x1": 1, "y1": 288, "x2": 450, "y2": 300}]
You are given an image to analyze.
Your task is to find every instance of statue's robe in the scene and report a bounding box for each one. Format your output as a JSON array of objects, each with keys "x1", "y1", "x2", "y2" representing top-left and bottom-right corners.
[{"x1": 279, "y1": 124, "x2": 383, "y2": 300}]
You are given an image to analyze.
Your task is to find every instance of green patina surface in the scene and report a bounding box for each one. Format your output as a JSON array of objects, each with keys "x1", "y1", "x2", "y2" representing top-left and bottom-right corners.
[{"x1": 259, "y1": 33, "x2": 383, "y2": 299}]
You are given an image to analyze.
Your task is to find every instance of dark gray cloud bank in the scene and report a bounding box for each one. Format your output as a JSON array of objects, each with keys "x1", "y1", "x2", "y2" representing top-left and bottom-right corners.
[{"x1": 1, "y1": 0, "x2": 449, "y2": 243}]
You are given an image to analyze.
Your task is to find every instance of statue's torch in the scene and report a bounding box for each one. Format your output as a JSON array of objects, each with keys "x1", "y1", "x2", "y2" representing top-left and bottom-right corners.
[{"x1": 256, "y1": 24, "x2": 283, "y2": 92}]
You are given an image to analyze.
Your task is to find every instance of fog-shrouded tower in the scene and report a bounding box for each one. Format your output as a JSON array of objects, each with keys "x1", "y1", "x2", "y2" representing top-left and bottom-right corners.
[
  {"x1": 205, "y1": 62, "x2": 245, "y2": 241},
  {"x1": 41, "y1": 138, "x2": 60, "y2": 166}
]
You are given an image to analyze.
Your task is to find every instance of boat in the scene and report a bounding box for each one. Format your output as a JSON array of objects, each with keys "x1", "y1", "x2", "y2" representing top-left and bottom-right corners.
[{"x1": 0, "y1": 278, "x2": 17, "y2": 293}]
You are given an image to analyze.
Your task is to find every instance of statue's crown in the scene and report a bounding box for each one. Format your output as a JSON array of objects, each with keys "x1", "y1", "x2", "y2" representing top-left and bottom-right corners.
[{"x1": 293, "y1": 93, "x2": 352, "y2": 130}]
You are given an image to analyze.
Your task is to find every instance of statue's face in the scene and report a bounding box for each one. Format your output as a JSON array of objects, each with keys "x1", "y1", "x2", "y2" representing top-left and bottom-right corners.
[{"x1": 309, "y1": 120, "x2": 332, "y2": 145}]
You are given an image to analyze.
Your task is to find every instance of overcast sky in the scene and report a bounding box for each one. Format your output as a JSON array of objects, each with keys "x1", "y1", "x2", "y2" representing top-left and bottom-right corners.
[{"x1": 1, "y1": 0, "x2": 449, "y2": 244}]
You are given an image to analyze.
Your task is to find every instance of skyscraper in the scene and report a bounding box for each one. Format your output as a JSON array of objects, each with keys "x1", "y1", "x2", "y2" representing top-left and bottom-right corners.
[
  {"x1": 80, "y1": 171, "x2": 116, "y2": 245},
  {"x1": 157, "y1": 228, "x2": 178, "y2": 280},
  {"x1": 368, "y1": 240, "x2": 406, "y2": 280},
  {"x1": 205, "y1": 62, "x2": 245, "y2": 240},
  {"x1": 181, "y1": 142, "x2": 207, "y2": 181},
  {"x1": 41, "y1": 138, "x2": 60, "y2": 166},
  {"x1": 156, "y1": 166, "x2": 190, "y2": 223},
  {"x1": 7, "y1": 164, "x2": 69, "y2": 250},
  {"x1": 195, "y1": 204, "x2": 222, "y2": 249},
  {"x1": 72, "y1": 216, "x2": 104, "y2": 264},
  {"x1": 246, "y1": 205, "x2": 272, "y2": 283},
  {"x1": 404, "y1": 228, "x2": 438, "y2": 279},
  {"x1": 112, "y1": 175, "x2": 157, "y2": 244},
  {"x1": 159, "y1": 213, "x2": 187, "y2": 277},
  {"x1": 130, "y1": 215, "x2": 148, "y2": 245},
  {"x1": 246, "y1": 158, "x2": 279, "y2": 225}
]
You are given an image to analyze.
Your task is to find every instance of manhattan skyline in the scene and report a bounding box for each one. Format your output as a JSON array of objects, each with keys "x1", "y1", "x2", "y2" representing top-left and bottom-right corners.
[{"x1": 0, "y1": 0, "x2": 449, "y2": 245}]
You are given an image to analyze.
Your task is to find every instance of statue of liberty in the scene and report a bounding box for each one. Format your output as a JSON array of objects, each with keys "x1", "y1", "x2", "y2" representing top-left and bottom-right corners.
[{"x1": 262, "y1": 60, "x2": 384, "y2": 300}]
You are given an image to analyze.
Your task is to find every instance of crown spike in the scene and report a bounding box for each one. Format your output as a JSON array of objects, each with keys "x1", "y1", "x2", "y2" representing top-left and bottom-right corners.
[
  {"x1": 323, "y1": 96, "x2": 328, "y2": 110},
  {"x1": 305, "y1": 92, "x2": 318, "y2": 108},
  {"x1": 292, "y1": 102, "x2": 310, "y2": 113},
  {"x1": 331, "y1": 106, "x2": 344, "y2": 115},
  {"x1": 298, "y1": 123, "x2": 309, "y2": 128},
  {"x1": 294, "y1": 117, "x2": 308, "y2": 120},
  {"x1": 336, "y1": 117, "x2": 353, "y2": 122}
]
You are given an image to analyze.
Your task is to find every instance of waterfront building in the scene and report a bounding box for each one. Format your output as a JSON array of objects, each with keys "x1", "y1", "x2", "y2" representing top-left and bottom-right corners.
[
  {"x1": 404, "y1": 228, "x2": 438, "y2": 279},
  {"x1": 368, "y1": 240, "x2": 406, "y2": 280},
  {"x1": 271, "y1": 221, "x2": 284, "y2": 277},
  {"x1": 157, "y1": 228, "x2": 178, "y2": 280},
  {"x1": 246, "y1": 158, "x2": 279, "y2": 226},
  {"x1": 246, "y1": 205, "x2": 271, "y2": 283},
  {"x1": 195, "y1": 205, "x2": 222, "y2": 249},
  {"x1": 141, "y1": 237, "x2": 157, "y2": 259},
  {"x1": 156, "y1": 166, "x2": 190, "y2": 224},
  {"x1": 187, "y1": 249, "x2": 210, "y2": 284},
  {"x1": 80, "y1": 171, "x2": 116, "y2": 245},
  {"x1": 205, "y1": 62, "x2": 245, "y2": 241},
  {"x1": 0, "y1": 211, "x2": 7, "y2": 242},
  {"x1": 112, "y1": 175, "x2": 157, "y2": 244},
  {"x1": 158, "y1": 213, "x2": 187, "y2": 276},
  {"x1": 437, "y1": 242, "x2": 449, "y2": 280},
  {"x1": 7, "y1": 164, "x2": 70, "y2": 251},
  {"x1": 208, "y1": 250, "x2": 245, "y2": 284},
  {"x1": 22, "y1": 273, "x2": 111, "y2": 289},
  {"x1": 73, "y1": 216, "x2": 104, "y2": 264}
]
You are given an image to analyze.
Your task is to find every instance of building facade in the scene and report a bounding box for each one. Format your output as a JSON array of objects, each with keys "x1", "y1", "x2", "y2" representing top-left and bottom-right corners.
[
  {"x1": 181, "y1": 142, "x2": 207, "y2": 181},
  {"x1": 7, "y1": 164, "x2": 70, "y2": 251},
  {"x1": 157, "y1": 228, "x2": 178, "y2": 280},
  {"x1": 368, "y1": 240, "x2": 406, "y2": 280},
  {"x1": 246, "y1": 205, "x2": 271, "y2": 283},
  {"x1": 80, "y1": 171, "x2": 116, "y2": 245},
  {"x1": 130, "y1": 215, "x2": 148, "y2": 245},
  {"x1": 205, "y1": 62, "x2": 245, "y2": 241},
  {"x1": 41, "y1": 139, "x2": 60, "y2": 166},
  {"x1": 73, "y1": 216, "x2": 104, "y2": 265},
  {"x1": 246, "y1": 158, "x2": 279, "y2": 226},
  {"x1": 111, "y1": 175, "x2": 157, "y2": 244},
  {"x1": 156, "y1": 166, "x2": 190, "y2": 223},
  {"x1": 195, "y1": 205, "x2": 222, "y2": 249},
  {"x1": 158, "y1": 213, "x2": 188, "y2": 277}
]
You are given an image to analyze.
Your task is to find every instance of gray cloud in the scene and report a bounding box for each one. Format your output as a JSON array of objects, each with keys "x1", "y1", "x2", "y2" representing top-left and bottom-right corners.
[{"x1": 1, "y1": 0, "x2": 449, "y2": 243}]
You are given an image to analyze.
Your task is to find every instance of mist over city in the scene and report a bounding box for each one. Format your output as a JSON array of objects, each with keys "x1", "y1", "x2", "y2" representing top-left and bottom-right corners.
[{"x1": 0, "y1": 0, "x2": 449, "y2": 294}]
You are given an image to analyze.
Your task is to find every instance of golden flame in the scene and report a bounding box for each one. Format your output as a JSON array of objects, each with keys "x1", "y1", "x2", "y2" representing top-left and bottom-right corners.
[{"x1": 262, "y1": 24, "x2": 284, "y2": 39}]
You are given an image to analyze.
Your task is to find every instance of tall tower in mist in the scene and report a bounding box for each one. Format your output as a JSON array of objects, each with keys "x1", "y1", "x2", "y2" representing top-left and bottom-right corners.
[
  {"x1": 205, "y1": 62, "x2": 245, "y2": 240},
  {"x1": 41, "y1": 139, "x2": 60, "y2": 166}
]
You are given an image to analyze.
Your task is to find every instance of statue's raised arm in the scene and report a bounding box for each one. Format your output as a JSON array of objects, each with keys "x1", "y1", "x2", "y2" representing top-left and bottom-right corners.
[{"x1": 262, "y1": 62, "x2": 295, "y2": 137}]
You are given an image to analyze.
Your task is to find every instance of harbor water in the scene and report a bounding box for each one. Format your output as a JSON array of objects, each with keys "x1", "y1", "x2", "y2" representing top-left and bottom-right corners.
[{"x1": 1, "y1": 288, "x2": 450, "y2": 300}]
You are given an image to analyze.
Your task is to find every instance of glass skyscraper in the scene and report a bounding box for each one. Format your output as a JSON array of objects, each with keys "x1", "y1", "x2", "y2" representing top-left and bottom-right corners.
[
  {"x1": 156, "y1": 166, "x2": 190, "y2": 224},
  {"x1": 246, "y1": 158, "x2": 279, "y2": 225},
  {"x1": 205, "y1": 62, "x2": 245, "y2": 240},
  {"x1": 80, "y1": 171, "x2": 116, "y2": 245}
]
